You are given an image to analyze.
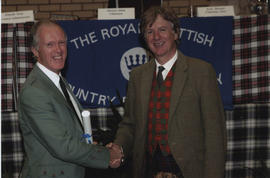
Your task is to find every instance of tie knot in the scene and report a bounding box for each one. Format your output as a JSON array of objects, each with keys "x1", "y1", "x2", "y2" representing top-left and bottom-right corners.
[{"x1": 158, "y1": 66, "x2": 165, "y2": 73}]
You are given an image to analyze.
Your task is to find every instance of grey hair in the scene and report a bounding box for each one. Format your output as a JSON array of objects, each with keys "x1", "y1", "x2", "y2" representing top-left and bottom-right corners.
[{"x1": 30, "y1": 20, "x2": 67, "y2": 50}]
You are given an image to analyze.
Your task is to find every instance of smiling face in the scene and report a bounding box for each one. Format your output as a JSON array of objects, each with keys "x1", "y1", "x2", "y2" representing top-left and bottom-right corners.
[
  {"x1": 145, "y1": 15, "x2": 178, "y2": 65},
  {"x1": 32, "y1": 24, "x2": 67, "y2": 74}
]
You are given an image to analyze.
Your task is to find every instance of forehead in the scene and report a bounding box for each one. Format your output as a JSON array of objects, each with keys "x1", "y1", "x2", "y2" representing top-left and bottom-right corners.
[
  {"x1": 38, "y1": 24, "x2": 65, "y2": 40},
  {"x1": 147, "y1": 15, "x2": 172, "y2": 28}
]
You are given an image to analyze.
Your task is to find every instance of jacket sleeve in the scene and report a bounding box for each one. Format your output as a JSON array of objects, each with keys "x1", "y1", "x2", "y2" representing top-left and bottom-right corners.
[
  {"x1": 19, "y1": 85, "x2": 110, "y2": 169},
  {"x1": 199, "y1": 63, "x2": 227, "y2": 178},
  {"x1": 114, "y1": 70, "x2": 137, "y2": 157}
]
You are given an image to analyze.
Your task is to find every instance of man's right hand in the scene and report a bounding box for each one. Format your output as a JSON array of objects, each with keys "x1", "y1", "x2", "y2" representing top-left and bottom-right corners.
[{"x1": 107, "y1": 142, "x2": 123, "y2": 168}]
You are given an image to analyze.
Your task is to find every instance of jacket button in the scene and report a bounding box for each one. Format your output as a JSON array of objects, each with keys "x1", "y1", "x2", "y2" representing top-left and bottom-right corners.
[
  {"x1": 60, "y1": 170, "x2": 64, "y2": 175},
  {"x1": 43, "y1": 171, "x2": 47, "y2": 175}
]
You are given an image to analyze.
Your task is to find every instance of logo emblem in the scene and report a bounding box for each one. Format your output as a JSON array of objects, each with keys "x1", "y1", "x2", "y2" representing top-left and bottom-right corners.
[{"x1": 120, "y1": 47, "x2": 148, "y2": 80}]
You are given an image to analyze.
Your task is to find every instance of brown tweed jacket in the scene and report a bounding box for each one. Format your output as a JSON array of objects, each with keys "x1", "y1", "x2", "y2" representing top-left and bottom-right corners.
[{"x1": 114, "y1": 50, "x2": 227, "y2": 178}]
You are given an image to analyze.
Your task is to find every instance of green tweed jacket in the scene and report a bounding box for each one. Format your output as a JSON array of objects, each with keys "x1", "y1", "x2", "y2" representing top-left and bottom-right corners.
[{"x1": 18, "y1": 65, "x2": 110, "y2": 178}]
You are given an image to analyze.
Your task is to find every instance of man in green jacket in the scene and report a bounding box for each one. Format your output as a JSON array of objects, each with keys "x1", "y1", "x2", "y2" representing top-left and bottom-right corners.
[{"x1": 18, "y1": 20, "x2": 122, "y2": 178}]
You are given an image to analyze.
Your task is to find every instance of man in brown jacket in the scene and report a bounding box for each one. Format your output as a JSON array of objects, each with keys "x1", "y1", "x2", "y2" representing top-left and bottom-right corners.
[{"x1": 110, "y1": 6, "x2": 226, "y2": 178}]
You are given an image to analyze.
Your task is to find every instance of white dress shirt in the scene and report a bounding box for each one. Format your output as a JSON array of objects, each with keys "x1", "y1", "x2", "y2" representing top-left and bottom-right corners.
[
  {"x1": 36, "y1": 62, "x2": 83, "y2": 125},
  {"x1": 155, "y1": 51, "x2": 178, "y2": 80}
]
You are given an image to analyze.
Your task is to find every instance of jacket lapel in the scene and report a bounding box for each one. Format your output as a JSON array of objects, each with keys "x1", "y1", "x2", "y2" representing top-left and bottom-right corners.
[
  {"x1": 169, "y1": 51, "x2": 188, "y2": 121},
  {"x1": 33, "y1": 65, "x2": 83, "y2": 131},
  {"x1": 61, "y1": 77, "x2": 84, "y2": 127},
  {"x1": 140, "y1": 60, "x2": 155, "y2": 127},
  {"x1": 34, "y1": 66, "x2": 69, "y2": 107}
]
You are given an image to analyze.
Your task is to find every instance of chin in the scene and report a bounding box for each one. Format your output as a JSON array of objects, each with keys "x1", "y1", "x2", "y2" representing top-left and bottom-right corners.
[
  {"x1": 155, "y1": 52, "x2": 166, "y2": 58},
  {"x1": 53, "y1": 66, "x2": 65, "y2": 72}
]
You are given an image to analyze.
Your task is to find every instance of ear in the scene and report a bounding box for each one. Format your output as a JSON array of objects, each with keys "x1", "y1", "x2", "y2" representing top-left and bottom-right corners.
[
  {"x1": 174, "y1": 29, "x2": 179, "y2": 41},
  {"x1": 31, "y1": 47, "x2": 39, "y2": 59}
]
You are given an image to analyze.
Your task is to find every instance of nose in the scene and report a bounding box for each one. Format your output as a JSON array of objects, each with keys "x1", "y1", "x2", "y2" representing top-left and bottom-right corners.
[
  {"x1": 55, "y1": 43, "x2": 62, "y2": 52},
  {"x1": 153, "y1": 31, "x2": 160, "y2": 40}
]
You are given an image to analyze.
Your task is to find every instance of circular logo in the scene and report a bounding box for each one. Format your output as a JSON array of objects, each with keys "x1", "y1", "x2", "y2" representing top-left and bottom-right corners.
[{"x1": 120, "y1": 47, "x2": 148, "y2": 80}]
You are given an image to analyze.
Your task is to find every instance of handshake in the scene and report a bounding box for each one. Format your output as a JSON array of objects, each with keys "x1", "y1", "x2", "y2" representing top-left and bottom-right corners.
[{"x1": 106, "y1": 142, "x2": 124, "y2": 168}]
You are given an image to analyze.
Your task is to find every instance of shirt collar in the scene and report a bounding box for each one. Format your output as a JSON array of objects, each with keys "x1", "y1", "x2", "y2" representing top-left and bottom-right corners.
[
  {"x1": 155, "y1": 50, "x2": 178, "y2": 72},
  {"x1": 36, "y1": 62, "x2": 61, "y2": 87}
]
